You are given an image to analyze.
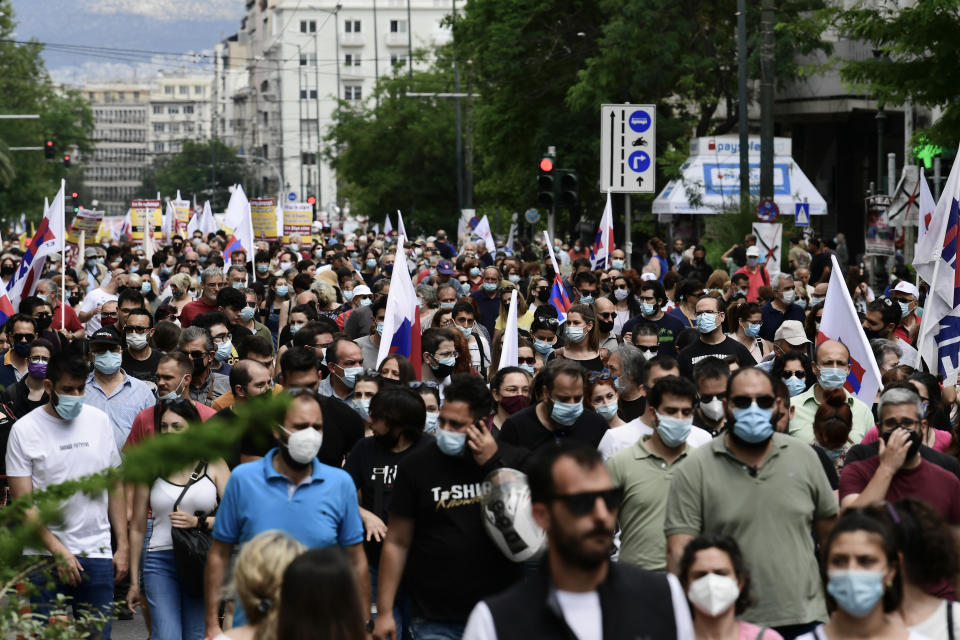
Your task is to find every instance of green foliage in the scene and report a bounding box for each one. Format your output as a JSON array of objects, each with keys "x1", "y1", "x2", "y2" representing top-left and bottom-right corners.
[
  {"x1": 139, "y1": 140, "x2": 245, "y2": 211},
  {"x1": 323, "y1": 51, "x2": 459, "y2": 236},
  {"x1": 830, "y1": 0, "x2": 960, "y2": 147},
  {"x1": 0, "y1": 1, "x2": 94, "y2": 224}
]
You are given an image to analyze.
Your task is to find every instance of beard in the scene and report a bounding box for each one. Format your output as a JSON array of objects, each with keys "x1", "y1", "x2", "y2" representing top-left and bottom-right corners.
[
  {"x1": 279, "y1": 443, "x2": 312, "y2": 471},
  {"x1": 727, "y1": 411, "x2": 774, "y2": 450},
  {"x1": 550, "y1": 520, "x2": 613, "y2": 571}
]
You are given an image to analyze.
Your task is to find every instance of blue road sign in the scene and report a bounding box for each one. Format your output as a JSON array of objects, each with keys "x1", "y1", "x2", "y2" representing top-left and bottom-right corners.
[
  {"x1": 525, "y1": 208, "x2": 540, "y2": 224},
  {"x1": 628, "y1": 110, "x2": 652, "y2": 133},
  {"x1": 795, "y1": 202, "x2": 810, "y2": 226},
  {"x1": 288, "y1": 192, "x2": 297, "y2": 202},
  {"x1": 628, "y1": 151, "x2": 651, "y2": 173}
]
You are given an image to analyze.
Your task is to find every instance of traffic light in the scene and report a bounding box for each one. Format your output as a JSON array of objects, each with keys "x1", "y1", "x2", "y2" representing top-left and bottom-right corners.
[
  {"x1": 537, "y1": 152, "x2": 556, "y2": 207},
  {"x1": 557, "y1": 170, "x2": 579, "y2": 208},
  {"x1": 44, "y1": 140, "x2": 54, "y2": 160},
  {"x1": 306, "y1": 195, "x2": 316, "y2": 205},
  {"x1": 71, "y1": 192, "x2": 80, "y2": 214},
  {"x1": 62, "y1": 154, "x2": 71, "y2": 168}
]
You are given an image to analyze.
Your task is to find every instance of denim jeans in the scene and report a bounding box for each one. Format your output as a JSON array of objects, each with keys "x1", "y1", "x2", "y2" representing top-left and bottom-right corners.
[
  {"x1": 143, "y1": 549, "x2": 205, "y2": 640},
  {"x1": 30, "y1": 556, "x2": 115, "y2": 639},
  {"x1": 410, "y1": 619, "x2": 466, "y2": 640},
  {"x1": 370, "y1": 564, "x2": 413, "y2": 640}
]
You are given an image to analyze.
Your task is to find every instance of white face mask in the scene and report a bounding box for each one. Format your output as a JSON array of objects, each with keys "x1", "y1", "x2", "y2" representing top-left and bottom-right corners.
[
  {"x1": 781, "y1": 290, "x2": 796, "y2": 304},
  {"x1": 699, "y1": 397, "x2": 725, "y2": 421},
  {"x1": 687, "y1": 573, "x2": 740, "y2": 617},
  {"x1": 280, "y1": 425, "x2": 323, "y2": 464}
]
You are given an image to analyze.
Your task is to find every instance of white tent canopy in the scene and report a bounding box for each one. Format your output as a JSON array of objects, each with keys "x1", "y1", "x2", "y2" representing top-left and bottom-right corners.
[{"x1": 652, "y1": 136, "x2": 827, "y2": 216}]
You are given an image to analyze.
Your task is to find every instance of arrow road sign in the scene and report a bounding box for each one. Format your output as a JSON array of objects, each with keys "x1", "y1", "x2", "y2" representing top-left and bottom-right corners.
[{"x1": 601, "y1": 104, "x2": 655, "y2": 193}]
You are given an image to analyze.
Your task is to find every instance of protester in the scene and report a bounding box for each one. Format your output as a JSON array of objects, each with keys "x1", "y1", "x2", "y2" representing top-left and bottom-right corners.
[{"x1": 278, "y1": 547, "x2": 368, "y2": 640}]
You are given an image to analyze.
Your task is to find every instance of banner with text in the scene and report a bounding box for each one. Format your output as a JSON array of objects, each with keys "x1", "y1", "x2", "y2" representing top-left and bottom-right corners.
[
  {"x1": 251, "y1": 197, "x2": 278, "y2": 240},
  {"x1": 283, "y1": 202, "x2": 313, "y2": 241},
  {"x1": 66, "y1": 208, "x2": 104, "y2": 245},
  {"x1": 129, "y1": 199, "x2": 162, "y2": 243},
  {"x1": 172, "y1": 198, "x2": 191, "y2": 235}
]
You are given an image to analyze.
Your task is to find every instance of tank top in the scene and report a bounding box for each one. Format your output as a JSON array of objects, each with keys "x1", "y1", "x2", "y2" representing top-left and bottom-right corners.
[
  {"x1": 148, "y1": 473, "x2": 218, "y2": 552},
  {"x1": 657, "y1": 256, "x2": 669, "y2": 283}
]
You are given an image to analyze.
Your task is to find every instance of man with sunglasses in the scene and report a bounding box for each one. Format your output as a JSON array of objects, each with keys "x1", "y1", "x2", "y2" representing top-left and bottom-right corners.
[
  {"x1": 677, "y1": 295, "x2": 753, "y2": 379},
  {"x1": 788, "y1": 339, "x2": 873, "y2": 445},
  {"x1": 465, "y1": 442, "x2": 693, "y2": 640},
  {"x1": 838, "y1": 387, "x2": 960, "y2": 527},
  {"x1": 178, "y1": 326, "x2": 230, "y2": 407},
  {"x1": 179, "y1": 266, "x2": 227, "y2": 329},
  {"x1": 121, "y1": 309, "x2": 162, "y2": 387},
  {"x1": 692, "y1": 357, "x2": 731, "y2": 437},
  {"x1": 0, "y1": 314, "x2": 37, "y2": 389},
  {"x1": 665, "y1": 367, "x2": 838, "y2": 637}
]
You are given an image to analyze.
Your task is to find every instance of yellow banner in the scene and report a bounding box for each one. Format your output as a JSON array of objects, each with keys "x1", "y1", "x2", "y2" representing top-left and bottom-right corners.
[
  {"x1": 251, "y1": 197, "x2": 278, "y2": 240},
  {"x1": 130, "y1": 199, "x2": 162, "y2": 242},
  {"x1": 283, "y1": 202, "x2": 313, "y2": 242},
  {"x1": 172, "y1": 199, "x2": 191, "y2": 236},
  {"x1": 66, "y1": 208, "x2": 104, "y2": 245}
]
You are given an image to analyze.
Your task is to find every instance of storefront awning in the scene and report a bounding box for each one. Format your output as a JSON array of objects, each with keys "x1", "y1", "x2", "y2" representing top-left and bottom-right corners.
[{"x1": 652, "y1": 136, "x2": 827, "y2": 216}]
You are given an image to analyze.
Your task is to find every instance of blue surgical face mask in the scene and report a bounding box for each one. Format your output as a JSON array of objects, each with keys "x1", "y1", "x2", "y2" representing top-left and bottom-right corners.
[
  {"x1": 232, "y1": 281, "x2": 244, "y2": 290},
  {"x1": 54, "y1": 392, "x2": 84, "y2": 420},
  {"x1": 343, "y1": 289, "x2": 356, "y2": 302},
  {"x1": 825, "y1": 446, "x2": 846, "y2": 461},
  {"x1": 93, "y1": 350, "x2": 122, "y2": 375},
  {"x1": 795, "y1": 298, "x2": 807, "y2": 310},
  {"x1": 352, "y1": 398, "x2": 371, "y2": 420},
  {"x1": 827, "y1": 570, "x2": 885, "y2": 618},
  {"x1": 579, "y1": 294, "x2": 594, "y2": 305},
  {"x1": 899, "y1": 301, "x2": 911, "y2": 319},
  {"x1": 276, "y1": 285, "x2": 289, "y2": 297},
  {"x1": 289, "y1": 323, "x2": 304, "y2": 335},
  {"x1": 424, "y1": 411, "x2": 439, "y2": 435},
  {"x1": 508, "y1": 274, "x2": 520, "y2": 284},
  {"x1": 655, "y1": 410, "x2": 693, "y2": 447},
  {"x1": 240, "y1": 306, "x2": 256, "y2": 322},
  {"x1": 456, "y1": 324, "x2": 472, "y2": 338},
  {"x1": 747, "y1": 257, "x2": 758, "y2": 266},
  {"x1": 533, "y1": 339, "x2": 554, "y2": 355},
  {"x1": 819, "y1": 367, "x2": 848, "y2": 389},
  {"x1": 696, "y1": 312, "x2": 718, "y2": 334},
  {"x1": 640, "y1": 302, "x2": 656, "y2": 316},
  {"x1": 611, "y1": 258, "x2": 625, "y2": 270},
  {"x1": 482, "y1": 282, "x2": 497, "y2": 293},
  {"x1": 810, "y1": 296, "x2": 824, "y2": 307},
  {"x1": 595, "y1": 401, "x2": 618, "y2": 420},
  {"x1": 436, "y1": 428, "x2": 467, "y2": 456},
  {"x1": 372, "y1": 321, "x2": 384, "y2": 336},
  {"x1": 744, "y1": 323, "x2": 761, "y2": 338},
  {"x1": 366, "y1": 259, "x2": 378, "y2": 269},
  {"x1": 550, "y1": 400, "x2": 583, "y2": 427},
  {"x1": 215, "y1": 340, "x2": 233, "y2": 363},
  {"x1": 565, "y1": 326, "x2": 587, "y2": 343},
  {"x1": 519, "y1": 363, "x2": 535, "y2": 375},
  {"x1": 469, "y1": 267, "x2": 481, "y2": 277},
  {"x1": 141, "y1": 282, "x2": 152, "y2": 294},
  {"x1": 732, "y1": 403, "x2": 774, "y2": 443},
  {"x1": 257, "y1": 264, "x2": 269, "y2": 274},
  {"x1": 337, "y1": 365, "x2": 364, "y2": 389},
  {"x1": 784, "y1": 376, "x2": 806, "y2": 397}
]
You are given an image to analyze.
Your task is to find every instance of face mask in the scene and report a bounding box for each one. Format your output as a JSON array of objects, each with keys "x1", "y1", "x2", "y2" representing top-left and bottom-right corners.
[
  {"x1": 343, "y1": 289, "x2": 356, "y2": 303},
  {"x1": 781, "y1": 290, "x2": 796, "y2": 304},
  {"x1": 231, "y1": 281, "x2": 244, "y2": 290},
  {"x1": 97, "y1": 257, "x2": 105, "y2": 264},
  {"x1": 336, "y1": 365, "x2": 363, "y2": 388},
  {"x1": 881, "y1": 428, "x2": 922, "y2": 460},
  {"x1": 784, "y1": 376, "x2": 806, "y2": 397},
  {"x1": 565, "y1": 327, "x2": 587, "y2": 343},
  {"x1": 94, "y1": 351, "x2": 122, "y2": 375},
  {"x1": 810, "y1": 296, "x2": 824, "y2": 306},
  {"x1": 439, "y1": 301, "x2": 455, "y2": 310},
  {"x1": 687, "y1": 573, "x2": 741, "y2": 617},
  {"x1": 482, "y1": 282, "x2": 497, "y2": 293},
  {"x1": 126, "y1": 333, "x2": 148, "y2": 351},
  {"x1": 430, "y1": 355, "x2": 456, "y2": 379},
  {"x1": 158, "y1": 375, "x2": 186, "y2": 402},
  {"x1": 536, "y1": 288, "x2": 550, "y2": 303},
  {"x1": 239, "y1": 306, "x2": 256, "y2": 323},
  {"x1": 276, "y1": 285, "x2": 289, "y2": 297},
  {"x1": 384, "y1": 264, "x2": 395, "y2": 276},
  {"x1": 28, "y1": 361, "x2": 47, "y2": 380},
  {"x1": 550, "y1": 400, "x2": 583, "y2": 427},
  {"x1": 281, "y1": 425, "x2": 323, "y2": 464},
  {"x1": 316, "y1": 249, "x2": 325, "y2": 259},
  {"x1": 744, "y1": 323, "x2": 761, "y2": 338},
  {"x1": 579, "y1": 294, "x2": 594, "y2": 305},
  {"x1": 532, "y1": 339, "x2": 553, "y2": 356},
  {"x1": 731, "y1": 403, "x2": 774, "y2": 443},
  {"x1": 899, "y1": 301, "x2": 911, "y2": 319},
  {"x1": 696, "y1": 312, "x2": 718, "y2": 334},
  {"x1": 508, "y1": 274, "x2": 520, "y2": 284},
  {"x1": 215, "y1": 340, "x2": 233, "y2": 363},
  {"x1": 700, "y1": 398, "x2": 725, "y2": 421},
  {"x1": 437, "y1": 428, "x2": 467, "y2": 456},
  {"x1": 257, "y1": 264, "x2": 269, "y2": 274},
  {"x1": 191, "y1": 356, "x2": 207, "y2": 377},
  {"x1": 279, "y1": 262, "x2": 293, "y2": 273},
  {"x1": 655, "y1": 410, "x2": 692, "y2": 447},
  {"x1": 827, "y1": 570, "x2": 885, "y2": 618},
  {"x1": 599, "y1": 319, "x2": 615, "y2": 333},
  {"x1": 796, "y1": 299, "x2": 808, "y2": 310},
  {"x1": 825, "y1": 446, "x2": 845, "y2": 461},
  {"x1": 12, "y1": 341, "x2": 31, "y2": 358},
  {"x1": 289, "y1": 244, "x2": 299, "y2": 252},
  {"x1": 456, "y1": 324, "x2": 473, "y2": 338},
  {"x1": 747, "y1": 257, "x2": 758, "y2": 266},
  {"x1": 352, "y1": 398, "x2": 371, "y2": 420},
  {"x1": 366, "y1": 258, "x2": 378, "y2": 269},
  {"x1": 357, "y1": 298, "x2": 372, "y2": 308},
  {"x1": 637, "y1": 347, "x2": 658, "y2": 360},
  {"x1": 614, "y1": 288, "x2": 629, "y2": 301},
  {"x1": 500, "y1": 395, "x2": 529, "y2": 415},
  {"x1": 101, "y1": 316, "x2": 117, "y2": 327},
  {"x1": 611, "y1": 258, "x2": 625, "y2": 270},
  {"x1": 469, "y1": 267, "x2": 481, "y2": 277},
  {"x1": 86, "y1": 259, "x2": 97, "y2": 269},
  {"x1": 53, "y1": 392, "x2": 84, "y2": 420},
  {"x1": 519, "y1": 363, "x2": 535, "y2": 375},
  {"x1": 819, "y1": 368, "x2": 848, "y2": 389},
  {"x1": 424, "y1": 411, "x2": 440, "y2": 435},
  {"x1": 595, "y1": 401, "x2": 618, "y2": 420},
  {"x1": 640, "y1": 302, "x2": 656, "y2": 316},
  {"x1": 140, "y1": 282, "x2": 152, "y2": 294}
]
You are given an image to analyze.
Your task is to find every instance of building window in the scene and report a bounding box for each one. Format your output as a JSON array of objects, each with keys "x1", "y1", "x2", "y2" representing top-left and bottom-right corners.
[
  {"x1": 168, "y1": 106, "x2": 179, "y2": 114},
  {"x1": 164, "y1": 86, "x2": 174, "y2": 95},
  {"x1": 154, "y1": 142, "x2": 164, "y2": 152},
  {"x1": 300, "y1": 20, "x2": 307, "y2": 32},
  {"x1": 344, "y1": 53, "x2": 361, "y2": 67},
  {"x1": 345, "y1": 19, "x2": 361, "y2": 33},
  {"x1": 154, "y1": 123, "x2": 164, "y2": 133},
  {"x1": 302, "y1": 153, "x2": 317, "y2": 165},
  {"x1": 179, "y1": 85, "x2": 188, "y2": 95},
  {"x1": 170, "y1": 123, "x2": 180, "y2": 134},
  {"x1": 184, "y1": 105, "x2": 194, "y2": 114},
  {"x1": 390, "y1": 19, "x2": 407, "y2": 33},
  {"x1": 299, "y1": 53, "x2": 316, "y2": 66},
  {"x1": 345, "y1": 85, "x2": 362, "y2": 101},
  {"x1": 391, "y1": 54, "x2": 407, "y2": 66},
  {"x1": 133, "y1": 91, "x2": 140, "y2": 100},
  {"x1": 153, "y1": 105, "x2": 163, "y2": 114},
  {"x1": 195, "y1": 85, "x2": 204, "y2": 95}
]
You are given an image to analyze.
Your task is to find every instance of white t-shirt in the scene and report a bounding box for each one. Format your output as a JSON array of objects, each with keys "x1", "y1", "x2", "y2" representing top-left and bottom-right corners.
[
  {"x1": 462, "y1": 572, "x2": 694, "y2": 640},
  {"x1": 5, "y1": 404, "x2": 121, "y2": 557},
  {"x1": 597, "y1": 418, "x2": 712, "y2": 461},
  {"x1": 910, "y1": 600, "x2": 959, "y2": 640},
  {"x1": 77, "y1": 287, "x2": 118, "y2": 336},
  {"x1": 797, "y1": 627, "x2": 930, "y2": 640}
]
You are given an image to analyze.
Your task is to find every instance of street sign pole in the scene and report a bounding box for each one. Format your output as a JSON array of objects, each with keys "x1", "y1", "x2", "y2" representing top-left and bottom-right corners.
[{"x1": 624, "y1": 194, "x2": 632, "y2": 270}]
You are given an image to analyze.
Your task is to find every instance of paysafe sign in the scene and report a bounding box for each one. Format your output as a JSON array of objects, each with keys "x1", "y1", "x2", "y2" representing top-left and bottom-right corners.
[{"x1": 702, "y1": 163, "x2": 791, "y2": 196}]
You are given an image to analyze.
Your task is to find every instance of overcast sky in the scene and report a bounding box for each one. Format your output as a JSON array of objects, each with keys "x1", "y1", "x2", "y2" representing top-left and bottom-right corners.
[{"x1": 10, "y1": 0, "x2": 244, "y2": 84}]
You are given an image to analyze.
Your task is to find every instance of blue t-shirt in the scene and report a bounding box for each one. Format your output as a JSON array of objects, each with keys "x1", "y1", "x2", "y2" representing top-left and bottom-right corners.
[{"x1": 758, "y1": 302, "x2": 806, "y2": 341}]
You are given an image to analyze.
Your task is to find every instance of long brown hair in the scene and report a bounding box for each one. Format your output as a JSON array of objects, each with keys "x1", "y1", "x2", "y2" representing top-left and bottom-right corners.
[{"x1": 813, "y1": 388, "x2": 853, "y2": 448}]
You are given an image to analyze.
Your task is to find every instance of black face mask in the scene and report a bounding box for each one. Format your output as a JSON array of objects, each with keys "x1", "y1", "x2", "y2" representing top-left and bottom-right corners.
[
  {"x1": 68, "y1": 295, "x2": 82, "y2": 307},
  {"x1": 373, "y1": 428, "x2": 401, "y2": 450},
  {"x1": 863, "y1": 327, "x2": 884, "y2": 341},
  {"x1": 430, "y1": 356, "x2": 455, "y2": 379},
  {"x1": 537, "y1": 289, "x2": 550, "y2": 303},
  {"x1": 0, "y1": 265, "x2": 14, "y2": 277},
  {"x1": 36, "y1": 317, "x2": 52, "y2": 332},
  {"x1": 599, "y1": 319, "x2": 615, "y2": 333},
  {"x1": 881, "y1": 427, "x2": 922, "y2": 460},
  {"x1": 192, "y1": 356, "x2": 207, "y2": 377}
]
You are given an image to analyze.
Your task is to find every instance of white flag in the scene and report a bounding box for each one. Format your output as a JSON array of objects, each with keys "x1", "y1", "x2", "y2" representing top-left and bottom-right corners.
[
  {"x1": 505, "y1": 223, "x2": 517, "y2": 254},
  {"x1": 396, "y1": 210, "x2": 408, "y2": 242},
  {"x1": 591, "y1": 192, "x2": 615, "y2": 269},
  {"x1": 474, "y1": 214, "x2": 496, "y2": 254},
  {"x1": 498, "y1": 289, "x2": 519, "y2": 369},
  {"x1": 384, "y1": 214, "x2": 394, "y2": 236},
  {"x1": 913, "y1": 166, "x2": 939, "y2": 283}
]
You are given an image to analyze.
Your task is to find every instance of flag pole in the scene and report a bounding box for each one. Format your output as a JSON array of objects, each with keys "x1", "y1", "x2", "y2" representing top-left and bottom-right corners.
[
  {"x1": 60, "y1": 180, "x2": 66, "y2": 316},
  {"x1": 916, "y1": 253, "x2": 943, "y2": 375}
]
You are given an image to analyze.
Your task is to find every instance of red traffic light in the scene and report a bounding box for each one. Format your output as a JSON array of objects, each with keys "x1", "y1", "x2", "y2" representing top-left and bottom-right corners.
[
  {"x1": 306, "y1": 196, "x2": 316, "y2": 205},
  {"x1": 45, "y1": 140, "x2": 53, "y2": 147},
  {"x1": 539, "y1": 157, "x2": 554, "y2": 172},
  {"x1": 63, "y1": 155, "x2": 70, "y2": 161},
  {"x1": 71, "y1": 192, "x2": 78, "y2": 199}
]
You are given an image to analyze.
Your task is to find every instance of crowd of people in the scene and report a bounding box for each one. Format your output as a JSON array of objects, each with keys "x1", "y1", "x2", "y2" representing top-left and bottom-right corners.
[{"x1": 2, "y1": 222, "x2": 955, "y2": 640}]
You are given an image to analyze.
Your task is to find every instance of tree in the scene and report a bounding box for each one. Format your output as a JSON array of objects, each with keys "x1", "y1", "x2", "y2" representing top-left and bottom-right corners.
[
  {"x1": 323, "y1": 54, "x2": 460, "y2": 234},
  {"x1": 831, "y1": 0, "x2": 960, "y2": 147},
  {"x1": 139, "y1": 140, "x2": 245, "y2": 211},
  {"x1": 0, "y1": 1, "x2": 94, "y2": 222}
]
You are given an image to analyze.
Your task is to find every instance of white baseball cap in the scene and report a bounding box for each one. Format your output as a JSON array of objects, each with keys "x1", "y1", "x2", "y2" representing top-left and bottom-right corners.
[
  {"x1": 892, "y1": 281, "x2": 919, "y2": 299},
  {"x1": 746, "y1": 246, "x2": 760, "y2": 258}
]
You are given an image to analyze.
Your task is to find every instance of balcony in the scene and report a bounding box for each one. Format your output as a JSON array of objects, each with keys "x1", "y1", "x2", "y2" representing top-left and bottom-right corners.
[
  {"x1": 341, "y1": 32, "x2": 365, "y2": 47},
  {"x1": 385, "y1": 32, "x2": 408, "y2": 47}
]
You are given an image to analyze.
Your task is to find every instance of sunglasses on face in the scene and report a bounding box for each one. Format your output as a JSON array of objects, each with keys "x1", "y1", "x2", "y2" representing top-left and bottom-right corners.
[
  {"x1": 699, "y1": 393, "x2": 723, "y2": 403},
  {"x1": 550, "y1": 488, "x2": 624, "y2": 515},
  {"x1": 587, "y1": 370, "x2": 613, "y2": 383},
  {"x1": 729, "y1": 395, "x2": 776, "y2": 410},
  {"x1": 518, "y1": 356, "x2": 536, "y2": 365},
  {"x1": 782, "y1": 370, "x2": 806, "y2": 380}
]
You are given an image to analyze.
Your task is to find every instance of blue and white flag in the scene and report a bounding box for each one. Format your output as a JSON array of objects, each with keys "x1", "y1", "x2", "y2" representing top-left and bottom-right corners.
[
  {"x1": 543, "y1": 231, "x2": 571, "y2": 323},
  {"x1": 376, "y1": 240, "x2": 422, "y2": 377},
  {"x1": 591, "y1": 192, "x2": 615, "y2": 270}
]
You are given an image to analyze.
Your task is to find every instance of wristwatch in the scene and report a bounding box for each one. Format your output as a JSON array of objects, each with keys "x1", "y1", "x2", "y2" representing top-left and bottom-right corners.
[{"x1": 366, "y1": 619, "x2": 375, "y2": 633}]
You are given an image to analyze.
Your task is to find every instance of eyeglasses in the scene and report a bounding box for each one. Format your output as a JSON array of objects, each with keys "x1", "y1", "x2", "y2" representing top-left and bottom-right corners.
[
  {"x1": 28, "y1": 356, "x2": 49, "y2": 363},
  {"x1": 588, "y1": 370, "x2": 613, "y2": 383},
  {"x1": 246, "y1": 301, "x2": 258, "y2": 309},
  {"x1": 211, "y1": 332, "x2": 230, "y2": 344},
  {"x1": 12, "y1": 333, "x2": 35, "y2": 342},
  {"x1": 782, "y1": 370, "x2": 806, "y2": 380},
  {"x1": 729, "y1": 395, "x2": 776, "y2": 410},
  {"x1": 100, "y1": 312, "x2": 118, "y2": 319},
  {"x1": 35, "y1": 313, "x2": 52, "y2": 320},
  {"x1": 409, "y1": 380, "x2": 440, "y2": 390},
  {"x1": 433, "y1": 351, "x2": 458, "y2": 360},
  {"x1": 125, "y1": 326, "x2": 150, "y2": 334},
  {"x1": 550, "y1": 488, "x2": 624, "y2": 515},
  {"x1": 181, "y1": 350, "x2": 207, "y2": 360},
  {"x1": 881, "y1": 418, "x2": 920, "y2": 430},
  {"x1": 597, "y1": 312, "x2": 615, "y2": 320},
  {"x1": 699, "y1": 393, "x2": 723, "y2": 403},
  {"x1": 518, "y1": 356, "x2": 536, "y2": 365}
]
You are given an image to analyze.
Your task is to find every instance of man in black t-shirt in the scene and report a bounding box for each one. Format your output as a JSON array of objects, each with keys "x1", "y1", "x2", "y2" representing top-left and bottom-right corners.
[
  {"x1": 621, "y1": 280, "x2": 685, "y2": 352},
  {"x1": 373, "y1": 375, "x2": 522, "y2": 640},
  {"x1": 677, "y1": 296, "x2": 754, "y2": 379},
  {"x1": 499, "y1": 359, "x2": 608, "y2": 464},
  {"x1": 120, "y1": 309, "x2": 163, "y2": 388}
]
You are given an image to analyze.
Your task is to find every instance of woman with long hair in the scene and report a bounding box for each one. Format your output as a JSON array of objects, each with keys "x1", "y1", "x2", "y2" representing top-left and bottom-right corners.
[
  {"x1": 726, "y1": 301, "x2": 771, "y2": 363},
  {"x1": 645, "y1": 237, "x2": 669, "y2": 282},
  {"x1": 606, "y1": 275, "x2": 642, "y2": 336},
  {"x1": 277, "y1": 547, "x2": 368, "y2": 640},
  {"x1": 554, "y1": 304, "x2": 604, "y2": 372},
  {"x1": 812, "y1": 388, "x2": 854, "y2": 472}
]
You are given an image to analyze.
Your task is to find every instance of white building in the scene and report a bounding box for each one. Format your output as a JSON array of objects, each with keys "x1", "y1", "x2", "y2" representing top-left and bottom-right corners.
[
  {"x1": 149, "y1": 72, "x2": 214, "y2": 156},
  {"x1": 230, "y1": 0, "x2": 457, "y2": 212}
]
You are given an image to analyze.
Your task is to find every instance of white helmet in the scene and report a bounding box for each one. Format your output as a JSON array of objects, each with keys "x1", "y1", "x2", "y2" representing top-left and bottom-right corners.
[{"x1": 481, "y1": 468, "x2": 546, "y2": 563}]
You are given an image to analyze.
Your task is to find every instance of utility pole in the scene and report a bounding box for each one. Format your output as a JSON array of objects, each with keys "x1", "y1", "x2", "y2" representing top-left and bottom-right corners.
[
  {"x1": 406, "y1": 0, "x2": 414, "y2": 79},
  {"x1": 759, "y1": 0, "x2": 775, "y2": 202},
  {"x1": 451, "y1": 0, "x2": 463, "y2": 215},
  {"x1": 737, "y1": 0, "x2": 750, "y2": 215}
]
